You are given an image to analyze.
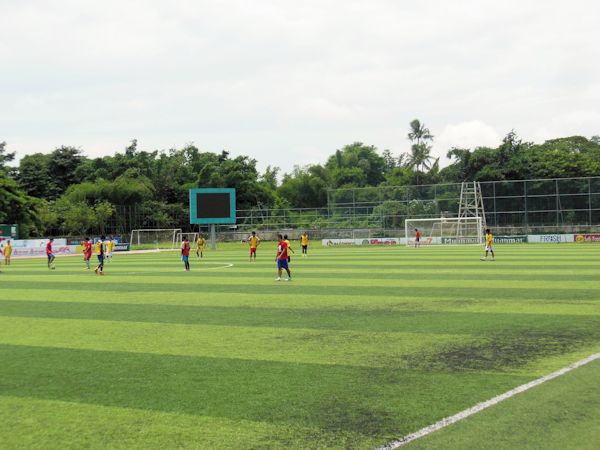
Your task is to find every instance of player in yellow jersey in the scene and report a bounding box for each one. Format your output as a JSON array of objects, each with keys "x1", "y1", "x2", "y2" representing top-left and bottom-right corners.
[
  {"x1": 105, "y1": 236, "x2": 114, "y2": 263},
  {"x1": 283, "y1": 234, "x2": 295, "y2": 263},
  {"x1": 196, "y1": 234, "x2": 206, "y2": 258},
  {"x1": 3, "y1": 240, "x2": 12, "y2": 265},
  {"x1": 300, "y1": 231, "x2": 309, "y2": 257},
  {"x1": 248, "y1": 231, "x2": 260, "y2": 261},
  {"x1": 481, "y1": 228, "x2": 495, "y2": 261},
  {"x1": 94, "y1": 236, "x2": 105, "y2": 275}
]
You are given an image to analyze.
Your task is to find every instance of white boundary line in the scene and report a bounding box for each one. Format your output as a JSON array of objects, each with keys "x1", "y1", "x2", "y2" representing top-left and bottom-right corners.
[{"x1": 379, "y1": 351, "x2": 600, "y2": 449}]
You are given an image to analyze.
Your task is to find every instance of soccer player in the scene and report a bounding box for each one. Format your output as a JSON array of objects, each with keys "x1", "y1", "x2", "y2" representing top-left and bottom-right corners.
[
  {"x1": 181, "y1": 237, "x2": 191, "y2": 271},
  {"x1": 83, "y1": 237, "x2": 93, "y2": 269},
  {"x1": 94, "y1": 236, "x2": 105, "y2": 275},
  {"x1": 3, "y1": 240, "x2": 11, "y2": 266},
  {"x1": 283, "y1": 234, "x2": 294, "y2": 263},
  {"x1": 46, "y1": 238, "x2": 56, "y2": 269},
  {"x1": 248, "y1": 231, "x2": 260, "y2": 261},
  {"x1": 481, "y1": 229, "x2": 496, "y2": 261},
  {"x1": 105, "y1": 236, "x2": 114, "y2": 263},
  {"x1": 196, "y1": 234, "x2": 206, "y2": 258},
  {"x1": 414, "y1": 228, "x2": 421, "y2": 248},
  {"x1": 275, "y1": 234, "x2": 292, "y2": 281},
  {"x1": 300, "y1": 231, "x2": 309, "y2": 257}
]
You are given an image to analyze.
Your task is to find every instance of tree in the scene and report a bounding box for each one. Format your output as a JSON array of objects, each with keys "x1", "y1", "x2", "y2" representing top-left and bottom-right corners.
[
  {"x1": 0, "y1": 170, "x2": 41, "y2": 237},
  {"x1": 47, "y1": 146, "x2": 86, "y2": 194},
  {"x1": 278, "y1": 165, "x2": 330, "y2": 208},
  {"x1": 18, "y1": 153, "x2": 54, "y2": 199},
  {"x1": 407, "y1": 119, "x2": 434, "y2": 144},
  {"x1": 326, "y1": 142, "x2": 386, "y2": 187},
  {"x1": 0, "y1": 141, "x2": 15, "y2": 171},
  {"x1": 407, "y1": 119, "x2": 435, "y2": 183},
  {"x1": 94, "y1": 201, "x2": 115, "y2": 235}
]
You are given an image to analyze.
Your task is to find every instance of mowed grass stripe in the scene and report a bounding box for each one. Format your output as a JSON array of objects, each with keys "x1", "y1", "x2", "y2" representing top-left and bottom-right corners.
[
  {"x1": 0, "y1": 291, "x2": 600, "y2": 318},
  {"x1": 4, "y1": 293, "x2": 600, "y2": 318},
  {"x1": 2, "y1": 302, "x2": 600, "y2": 336},
  {"x1": 0, "y1": 394, "x2": 380, "y2": 450},
  {"x1": 0, "y1": 344, "x2": 532, "y2": 439},
  {"x1": 3, "y1": 280, "x2": 598, "y2": 302},
  {"x1": 0, "y1": 316, "x2": 470, "y2": 368}
]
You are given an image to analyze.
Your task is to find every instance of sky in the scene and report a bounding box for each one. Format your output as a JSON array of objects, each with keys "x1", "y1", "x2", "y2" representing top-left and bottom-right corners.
[{"x1": 1, "y1": 0, "x2": 599, "y2": 175}]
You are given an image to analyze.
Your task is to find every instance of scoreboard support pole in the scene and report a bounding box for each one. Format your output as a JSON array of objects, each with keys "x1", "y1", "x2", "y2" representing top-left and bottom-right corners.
[{"x1": 210, "y1": 224, "x2": 217, "y2": 250}]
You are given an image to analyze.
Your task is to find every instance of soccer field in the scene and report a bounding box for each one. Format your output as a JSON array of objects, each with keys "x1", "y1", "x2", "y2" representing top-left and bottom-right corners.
[{"x1": 1, "y1": 243, "x2": 599, "y2": 449}]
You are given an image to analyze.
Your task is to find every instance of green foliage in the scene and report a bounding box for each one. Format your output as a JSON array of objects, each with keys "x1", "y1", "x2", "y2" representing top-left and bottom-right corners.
[
  {"x1": 326, "y1": 142, "x2": 386, "y2": 187},
  {"x1": 4, "y1": 128, "x2": 600, "y2": 235},
  {"x1": 278, "y1": 165, "x2": 330, "y2": 208},
  {"x1": 57, "y1": 200, "x2": 97, "y2": 236},
  {"x1": 442, "y1": 134, "x2": 600, "y2": 182},
  {"x1": 0, "y1": 141, "x2": 15, "y2": 170},
  {"x1": 0, "y1": 170, "x2": 40, "y2": 237}
]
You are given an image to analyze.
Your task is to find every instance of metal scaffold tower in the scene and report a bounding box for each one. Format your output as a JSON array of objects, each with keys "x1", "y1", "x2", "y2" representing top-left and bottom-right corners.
[{"x1": 458, "y1": 181, "x2": 487, "y2": 231}]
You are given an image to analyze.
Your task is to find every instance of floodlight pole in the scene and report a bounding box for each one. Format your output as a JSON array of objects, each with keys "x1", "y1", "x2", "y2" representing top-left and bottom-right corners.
[{"x1": 210, "y1": 224, "x2": 217, "y2": 250}]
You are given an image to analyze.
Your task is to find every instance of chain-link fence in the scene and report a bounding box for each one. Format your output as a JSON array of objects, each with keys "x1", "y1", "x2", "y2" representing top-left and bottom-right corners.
[
  {"x1": 326, "y1": 176, "x2": 600, "y2": 235},
  {"x1": 92, "y1": 176, "x2": 600, "y2": 239}
]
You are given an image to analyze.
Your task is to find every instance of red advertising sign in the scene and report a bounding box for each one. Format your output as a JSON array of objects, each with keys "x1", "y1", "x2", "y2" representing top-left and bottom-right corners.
[{"x1": 574, "y1": 234, "x2": 600, "y2": 243}]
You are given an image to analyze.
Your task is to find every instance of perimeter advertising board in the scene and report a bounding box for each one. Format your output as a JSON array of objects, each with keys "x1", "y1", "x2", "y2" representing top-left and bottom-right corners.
[{"x1": 574, "y1": 234, "x2": 600, "y2": 243}]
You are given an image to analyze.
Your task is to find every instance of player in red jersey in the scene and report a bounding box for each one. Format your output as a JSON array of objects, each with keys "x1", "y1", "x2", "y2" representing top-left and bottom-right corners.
[
  {"x1": 414, "y1": 228, "x2": 421, "y2": 248},
  {"x1": 46, "y1": 238, "x2": 56, "y2": 269},
  {"x1": 83, "y1": 237, "x2": 93, "y2": 269},
  {"x1": 181, "y1": 237, "x2": 191, "y2": 271},
  {"x1": 275, "y1": 234, "x2": 292, "y2": 281}
]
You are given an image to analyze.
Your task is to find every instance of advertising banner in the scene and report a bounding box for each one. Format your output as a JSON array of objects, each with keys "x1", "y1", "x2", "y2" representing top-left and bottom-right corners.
[
  {"x1": 494, "y1": 235, "x2": 528, "y2": 244},
  {"x1": 441, "y1": 237, "x2": 480, "y2": 245},
  {"x1": 323, "y1": 238, "x2": 406, "y2": 246},
  {"x1": 528, "y1": 234, "x2": 573, "y2": 243},
  {"x1": 12, "y1": 245, "x2": 79, "y2": 257},
  {"x1": 574, "y1": 234, "x2": 600, "y2": 243},
  {"x1": 11, "y1": 239, "x2": 67, "y2": 248},
  {"x1": 407, "y1": 237, "x2": 435, "y2": 246},
  {"x1": 359, "y1": 238, "x2": 401, "y2": 245},
  {"x1": 322, "y1": 239, "x2": 356, "y2": 246},
  {"x1": 114, "y1": 243, "x2": 130, "y2": 252}
]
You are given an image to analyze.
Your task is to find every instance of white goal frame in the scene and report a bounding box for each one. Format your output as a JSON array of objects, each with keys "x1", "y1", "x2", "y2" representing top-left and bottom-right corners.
[
  {"x1": 129, "y1": 228, "x2": 183, "y2": 249},
  {"x1": 175, "y1": 232, "x2": 198, "y2": 249},
  {"x1": 405, "y1": 217, "x2": 483, "y2": 246}
]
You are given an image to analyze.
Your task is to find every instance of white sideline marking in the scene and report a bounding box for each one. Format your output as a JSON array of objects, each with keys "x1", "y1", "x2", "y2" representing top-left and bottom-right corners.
[{"x1": 379, "y1": 352, "x2": 600, "y2": 449}]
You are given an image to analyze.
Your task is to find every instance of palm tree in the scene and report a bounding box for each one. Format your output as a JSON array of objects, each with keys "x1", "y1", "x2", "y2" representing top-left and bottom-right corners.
[
  {"x1": 407, "y1": 119, "x2": 435, "y2": 183},
  {"x1": 408, "y1": 119, "x2": 433, "y2": 147},
  {"x1": 408, "y1": 143, "x2": 435, "y2": 173}
]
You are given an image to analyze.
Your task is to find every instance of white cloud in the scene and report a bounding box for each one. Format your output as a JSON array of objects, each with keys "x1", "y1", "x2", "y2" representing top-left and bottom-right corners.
[
  {"x1": 435, "y1": 121, "x2": 501, "y2": 163},
  {"x1": 1, "y1": 0, "x2": 599, "y2": 174}
]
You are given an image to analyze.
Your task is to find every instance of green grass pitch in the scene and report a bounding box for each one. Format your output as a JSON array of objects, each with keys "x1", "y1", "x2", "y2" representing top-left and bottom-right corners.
[{"x1": 1, "y1": 243, "x2": 599, "y2": 449}]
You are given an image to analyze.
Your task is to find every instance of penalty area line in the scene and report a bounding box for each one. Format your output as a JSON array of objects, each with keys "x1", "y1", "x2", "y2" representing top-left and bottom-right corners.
[{"x1": 378, "y1": 351, "x2": 600, "y2": 449}]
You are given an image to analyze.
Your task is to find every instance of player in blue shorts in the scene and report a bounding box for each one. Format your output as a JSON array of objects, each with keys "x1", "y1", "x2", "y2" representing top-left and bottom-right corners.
[{"x1": 275, "y1": 234, "x2": 292, "y2": 281}]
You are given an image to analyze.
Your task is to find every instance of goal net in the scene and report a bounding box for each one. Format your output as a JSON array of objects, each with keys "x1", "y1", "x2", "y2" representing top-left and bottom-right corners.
[
  {"x1": 129, "y1": 228, "x2": 182, "y2": 250},
  {"x1": 405, "y1": 217, "x2": 483, "y2": 246}
]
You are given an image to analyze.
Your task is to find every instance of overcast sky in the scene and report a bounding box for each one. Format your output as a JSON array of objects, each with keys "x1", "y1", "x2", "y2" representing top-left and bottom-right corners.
[{"x1": 2, "y1": 0, "x2": 599, "y2": 175}]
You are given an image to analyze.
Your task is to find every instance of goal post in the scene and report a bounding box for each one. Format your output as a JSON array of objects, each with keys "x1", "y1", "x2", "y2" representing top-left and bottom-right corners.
[
  {"x1": 129, "y1": 228, "x2": 183, "y2": 250},
  {"x1": 175, "y1": 232, "x2": 198, "y2": 249},
  {"x1": 405, "y1": 217, "x2": 483, "y2": 246}
]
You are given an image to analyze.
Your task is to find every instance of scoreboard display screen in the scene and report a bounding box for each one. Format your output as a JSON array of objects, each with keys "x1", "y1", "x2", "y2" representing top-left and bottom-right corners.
[{"x1": 189, "y1": 188, "x2": 236, "y2": 224}]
